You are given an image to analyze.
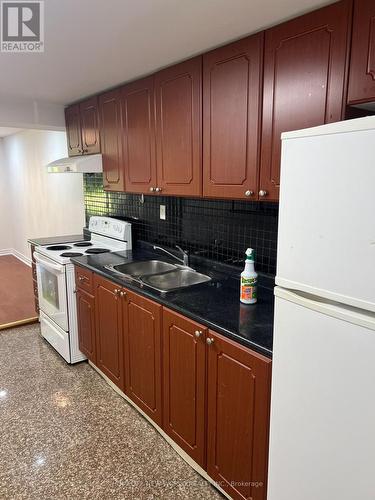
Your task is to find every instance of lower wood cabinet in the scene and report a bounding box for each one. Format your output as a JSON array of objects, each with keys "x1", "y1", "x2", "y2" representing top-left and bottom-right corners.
[
  {"x1": 207, "y1": 331, "x2": 272, "y2": 500},
  {"x1": 123, "y1": 290, "x2": 163, "y2": 426},
  {"x1": 75, "y1": 267, "x2": 272, "y2": 500},
  {"x1": 162, "y1": 308, "x2": 207, "y2": 467},
  {"x1": 76, "y1": 288, "x2": 96, "y2": 363},
  {"x1": 94, "y1": 274, "x2": 124, "y2": 390}
]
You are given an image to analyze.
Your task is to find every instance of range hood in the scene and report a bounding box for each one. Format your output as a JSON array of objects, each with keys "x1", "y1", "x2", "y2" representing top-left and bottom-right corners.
[{"x1": 47, "y1": 154, "x2": 103, "y2": 173}]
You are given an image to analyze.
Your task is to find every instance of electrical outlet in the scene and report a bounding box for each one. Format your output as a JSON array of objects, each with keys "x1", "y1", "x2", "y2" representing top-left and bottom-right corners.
[{"x1": 159, "y1": 204, "x2": 166, "y2": 220}]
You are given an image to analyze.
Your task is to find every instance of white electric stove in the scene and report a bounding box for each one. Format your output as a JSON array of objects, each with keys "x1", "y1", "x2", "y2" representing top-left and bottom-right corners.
[{"x1": 34, "y1": 216, "x2": 132, "y2": 363}]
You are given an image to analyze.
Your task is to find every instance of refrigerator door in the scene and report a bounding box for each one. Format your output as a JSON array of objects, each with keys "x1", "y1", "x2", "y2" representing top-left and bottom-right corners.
[
  {"x1": 277, "y1": 119, "x2": 375, "y2": 312},
  {"x1": 268, "y1": 287, "x2": 375, "y2": 500}
]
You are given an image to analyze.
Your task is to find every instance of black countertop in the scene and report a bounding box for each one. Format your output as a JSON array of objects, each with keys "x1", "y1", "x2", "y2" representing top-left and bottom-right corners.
[
  {"x1": 28, "y1": 234, "x2": 87, "y2": 246},
  {"x1": 71, "y1": 244, "x2": 274, "y2": 358}
]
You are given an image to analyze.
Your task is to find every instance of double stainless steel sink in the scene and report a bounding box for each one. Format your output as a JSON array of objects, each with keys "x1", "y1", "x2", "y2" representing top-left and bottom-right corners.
[{"x1": 105, "y1": 260, "x2": 211, "y2": 293}]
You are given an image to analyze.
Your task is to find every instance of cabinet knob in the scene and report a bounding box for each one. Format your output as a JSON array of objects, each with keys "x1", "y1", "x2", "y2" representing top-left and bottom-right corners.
[
  {"x1": 149, "y1": 187, "x2": 155, "y2": 192},
  {"x1": 119, "y1": 291, "x2": 127, "y2": 298},
  {"x1": 114, "y1": 289, "x2": 120, "y2": 296},
  {"x1": 206, "y1": 337, "x2": 214, "y2": 346},
  {"x1": 155, "y1": 187, "x2": 162, "y2": 193},
  {"x1": 78, "y1": 276, "x2": 84, "y2": 282},
  {"x1": 194, "y1": 330, "x2": 202, "y2": 338},
  {"x1": 244, "y1": 190, "x2": 254, "y2": 197},
  {"x1": 82, "y1": 148, "x2": 88, "y2": 154},
  {"x1": 259, "y1": 190, "x2": 268, "y2": 197}
]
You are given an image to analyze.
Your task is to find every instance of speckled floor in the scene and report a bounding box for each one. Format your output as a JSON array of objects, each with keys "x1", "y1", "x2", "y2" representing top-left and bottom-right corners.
[{"x1": 0, "y1": 324, "x2": 223, "y2": 500}]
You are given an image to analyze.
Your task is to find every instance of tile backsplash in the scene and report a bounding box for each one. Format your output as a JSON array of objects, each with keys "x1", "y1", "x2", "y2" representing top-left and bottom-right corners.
[{"x1": 84, "y1": 174, "x2": 279, "y2": 275}]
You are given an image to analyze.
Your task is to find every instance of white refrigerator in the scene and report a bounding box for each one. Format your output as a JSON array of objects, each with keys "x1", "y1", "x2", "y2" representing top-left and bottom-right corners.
[{"x1": 267, "y1": 117, "x2": 375, "y2": 500}]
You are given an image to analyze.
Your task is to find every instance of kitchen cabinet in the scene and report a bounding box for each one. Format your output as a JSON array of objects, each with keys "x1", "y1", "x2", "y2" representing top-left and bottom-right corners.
[
  {"x1": 260, "y1": 0, "x2": 351, "y2": 201},
  {"x1": 65, "y1": 98, "x2": 100, "y2": 157},
  {"x1": 121, "y1": 77, "x2": 157, "y2": 194},
  {"x1": 76, "y1": 288, "x2": 96, "y2": 363},
  {"x1": 75, "y1": 269, "x2": 272, "y2": 499},
  {"x1": 203, "y1": 34, "x2": 263, "y2": 200},
  {"x1": 123, "y1": 289, "x2": 162, "y2": 425},
  {"x1": 65, "y1": 104, "x2": 82, "y2": 156},
  {"x1": 348, "y1": 0, "x2": 375, "y2": 105},
  {"x1": 162, "y1": 308, "x2": 207, "y2": 467},
  {"x1": 98, "y1": 89, "x2": 125, "y2": 192},
  {"x1": 206, "y1": 331, "x2": 272, "y2": 500},
  {"x1": 94, "y1": 274, "x2": 124, "y2": 389},
  {"x1": 154, "y1": 57, "x2": 202, "y2": 197}
]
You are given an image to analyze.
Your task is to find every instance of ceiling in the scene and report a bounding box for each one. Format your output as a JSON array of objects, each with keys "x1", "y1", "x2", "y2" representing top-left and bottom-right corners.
[
  {"x1": 0, "y1": 127, "x2": 22, "y2": 138},
  {"x1": 0, "y1": 0, "x2": 332, "y2": 106}
]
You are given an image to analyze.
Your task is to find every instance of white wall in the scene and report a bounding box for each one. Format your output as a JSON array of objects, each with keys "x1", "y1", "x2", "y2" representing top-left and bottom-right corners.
[
  {"x1": 0, "y1": 130, "x2": 85, "y2": 259},
  {"x1": 0, "y1": 139, "x2": 14, "y2": 250}
]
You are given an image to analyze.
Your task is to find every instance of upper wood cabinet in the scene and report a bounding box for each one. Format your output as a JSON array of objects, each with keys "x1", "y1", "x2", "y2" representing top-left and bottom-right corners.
[
  {"x1": 348, "y1": 0, "x2": 375, "y2": 104},
  {"x1": 203, "y1": 34, "x2": 263, "y2": 200},
  {"x1": 65, "y1": 98, "x2": 100, "y2": 156},
  {"x1": 98, "y1": 89, "x2": 125, "y2": 192},
  {"x1": 65, "y1": 103, "x2": 82, "y2": 156},
  {"x1": 206, "y1": 331, "x2": 272, "y2": 500},
  {"x1": 155, "y1": 57, "x2": 202, "y2": 197},
  {"x1": 123, "y1": 289, "x2": 163, "y2": 426},
  {"x1": 80, "y1": 97, "x2": 101, "y2": 154},
  {"x1": 121, "y1": 77, "x2": 157, "y2": 194},
  {"x1": 260, "y1": 0, "x2": 351, "y2": 201},
  {"x1": 94, "y1": 274, "x2": 124, "y2": 390},
  {"x1": 162, "y1": 308, "x2": 207, "y2": 468}
]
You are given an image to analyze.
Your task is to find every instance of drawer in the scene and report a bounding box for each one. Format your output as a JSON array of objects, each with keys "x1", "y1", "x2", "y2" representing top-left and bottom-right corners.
[
  {"x1": 75, "y1": 266, "x2": 94, "y2": 293},
  {"x1": 32, "y1": 262, "x2": 37, "y2": 281}
]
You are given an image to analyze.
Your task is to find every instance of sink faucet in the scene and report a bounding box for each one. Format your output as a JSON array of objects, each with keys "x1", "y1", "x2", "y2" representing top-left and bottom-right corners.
[{"x1": 153, "y1": 245, "x2": 189, "y2": 267}]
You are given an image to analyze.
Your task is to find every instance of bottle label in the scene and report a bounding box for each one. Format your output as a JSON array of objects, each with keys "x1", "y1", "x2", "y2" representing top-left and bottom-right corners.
[{"x1": 241, "y1": 277, "x2": 257, "y2": 301}]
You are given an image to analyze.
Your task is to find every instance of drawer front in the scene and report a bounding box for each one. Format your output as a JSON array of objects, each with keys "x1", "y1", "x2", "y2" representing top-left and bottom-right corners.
[{"x1": 75, "y1": 266, "x2": 94, "y2": 294}]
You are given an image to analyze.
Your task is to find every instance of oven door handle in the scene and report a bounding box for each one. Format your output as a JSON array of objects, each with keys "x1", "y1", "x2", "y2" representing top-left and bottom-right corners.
[{"x1": 34, "y1": 253, "x2": 65, "y2": 273}]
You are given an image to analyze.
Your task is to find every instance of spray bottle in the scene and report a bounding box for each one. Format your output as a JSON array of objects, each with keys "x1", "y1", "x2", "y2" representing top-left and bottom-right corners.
[{"x1": 240, "y1": 248, "x2": 258, "y2": 304}]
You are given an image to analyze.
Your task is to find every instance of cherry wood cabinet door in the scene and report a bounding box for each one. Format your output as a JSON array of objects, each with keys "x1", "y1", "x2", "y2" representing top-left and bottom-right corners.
[
  {"x1": 94, "y1": 274, "x2": 124, "y2": 390},
  {"x1": 203, "y1": 34, "x2": 263, "y2": 200},
  {"x1": 121, "y1": 77, "x2": 157, "y2": 193},
  {"x1": 79, "y1": 96, "x2": 100, "y2": 155},
  {"x1": 123, "y1": 289, "x2": 162, "y2": 426},
  {"x1": 65, "y1": 103, "x2": 82, "y2": 156},
  {"x1": 76, "y1": 288, "x2": 96, "y2": 363},
  {"x1": 207, "y1": 331, "x2": 272, "y2": 500},
  {"x1": 155, "y1": 57, "x2": 202, "y2": 197},
  {"x1": 162, "y1": 308, "x2": 207, "y2": 467},
  {"x1": 348, "y1": 0, "x2": 375, "y2": 104},
  {"x1": 260, "y1": 0, "x2": 351, "y2": 201},
  {"x1": 98, "y1": 89, "x2": 125, "y2": 192}
]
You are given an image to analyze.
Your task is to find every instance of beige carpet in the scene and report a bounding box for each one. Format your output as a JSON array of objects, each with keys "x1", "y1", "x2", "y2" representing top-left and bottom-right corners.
[{"x1": 0, "y1": 255, "x2": 38, "y2": 329}]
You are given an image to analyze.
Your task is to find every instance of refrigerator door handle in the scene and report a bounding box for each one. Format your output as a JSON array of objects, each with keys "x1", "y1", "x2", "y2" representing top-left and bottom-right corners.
[{"x1": 275, "y1": 287, "x2": 375, "y2": 331}]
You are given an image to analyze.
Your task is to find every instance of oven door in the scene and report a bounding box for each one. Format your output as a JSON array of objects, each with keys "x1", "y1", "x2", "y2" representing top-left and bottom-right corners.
[{"x1": 34, "y1": 252, "x2": 69, "y2": 331}]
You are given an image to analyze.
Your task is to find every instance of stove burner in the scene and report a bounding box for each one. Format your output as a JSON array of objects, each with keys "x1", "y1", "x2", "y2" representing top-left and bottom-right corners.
[
  {"x1": 46, "y1": 245, "x2": 72, "y2": 251},
  {"x1": 85, "y1": 248, "x2": 111, "y2": 254},
  {"x1": 73, "y1": 242, "x2": 93, "y2": 247},
  {"x1": 60, "y1": 252, "x2": 84, "y2": 257}
]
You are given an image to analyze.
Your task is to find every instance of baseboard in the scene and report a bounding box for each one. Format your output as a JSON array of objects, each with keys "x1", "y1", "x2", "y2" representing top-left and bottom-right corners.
[{"x1": 0, "y1": 248, "x2": 31, "y2": 266}]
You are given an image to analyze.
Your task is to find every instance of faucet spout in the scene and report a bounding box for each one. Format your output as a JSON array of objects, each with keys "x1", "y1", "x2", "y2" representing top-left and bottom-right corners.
[{"x1": 153, "y1": 244, "x2": 189, "y2": 267}]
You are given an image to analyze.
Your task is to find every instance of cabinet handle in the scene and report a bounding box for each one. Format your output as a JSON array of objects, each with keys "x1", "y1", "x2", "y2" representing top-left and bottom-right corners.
[
  {"x1": 155, "y1": 187, "x2": 162, "y2": 193},
  {"x1": 114, "y1": 289, "x2": 120, "y2": 296},
  {"x1": 259, "y1": 190, "x2": 268, "y2": 197},
  {"x1": 194, "y1": 330, "x2": 202, "y2": 338},
  {"x1": 149, "y1": 187, "x2": 155, "y2": 192},
  {"x1": 206, "y1": 337, "x2": 214, "y2": 345},
  {"x1": 245, "y1": 190, "x2": 254, "y2": 197},
  {"x1": 120, "y1": 291, "x2": 127, "y2": 298},
  {"x1": 78, "y1": 148, "x2": 83, "y2": 154},
  {"x1": 82, "y1": 148, "x2": 88, "y2": 154}
]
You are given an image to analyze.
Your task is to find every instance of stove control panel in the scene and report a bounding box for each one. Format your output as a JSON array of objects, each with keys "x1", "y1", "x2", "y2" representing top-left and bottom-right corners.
[{"x1": 88, "y1": 216, "x2": 131, "y2": 242}]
